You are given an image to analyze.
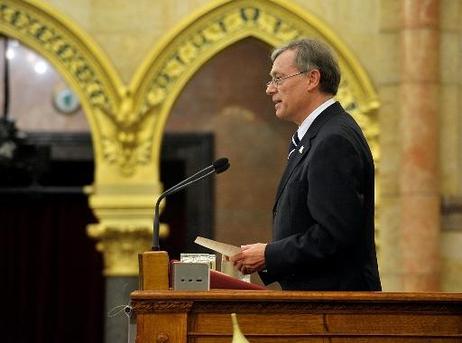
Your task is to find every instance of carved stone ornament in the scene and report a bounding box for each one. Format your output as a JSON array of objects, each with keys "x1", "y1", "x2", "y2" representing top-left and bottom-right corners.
[
  {"x1": 87, "y1": 223, "x2": 152, "y2": 276},
  {"x1": 0, "y1": 0, "x2": 380, "y2": 177}
]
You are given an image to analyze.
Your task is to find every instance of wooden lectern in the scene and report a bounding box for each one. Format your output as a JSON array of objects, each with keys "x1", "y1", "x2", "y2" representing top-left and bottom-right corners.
[
  {"x1": 134, "y1": 251, "x2": 462, "y2": 342},
  {"x1": 131, "y1": 290, "x2": 462, "y2": 342}
]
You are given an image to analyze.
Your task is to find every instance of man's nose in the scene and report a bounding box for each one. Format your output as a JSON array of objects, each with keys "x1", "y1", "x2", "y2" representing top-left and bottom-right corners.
[{"x1": 266, "y1": 83, "x2": 276, "y2": 95}]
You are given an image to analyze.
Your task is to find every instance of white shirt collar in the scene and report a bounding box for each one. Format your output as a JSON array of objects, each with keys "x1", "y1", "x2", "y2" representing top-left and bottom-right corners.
[{"x1": 297, "y1": 98, "x2": 336, "y2": 141}]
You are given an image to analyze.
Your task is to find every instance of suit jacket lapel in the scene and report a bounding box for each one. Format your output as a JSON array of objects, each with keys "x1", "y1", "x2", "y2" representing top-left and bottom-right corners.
[
  {"x1": 274, "y1": 137, "x2": 310, "y2": 206},
  {"x1": 273, "y1": 102, "x2": 342, "y2": 210}
]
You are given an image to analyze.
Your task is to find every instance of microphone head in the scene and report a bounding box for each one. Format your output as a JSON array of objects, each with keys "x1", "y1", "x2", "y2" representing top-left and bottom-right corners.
[{"x1": 213, "y1": 157, "x2": 230, "y2": 174}]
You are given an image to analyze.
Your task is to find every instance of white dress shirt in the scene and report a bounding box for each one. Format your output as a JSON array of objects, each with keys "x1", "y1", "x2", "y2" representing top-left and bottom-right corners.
[{"x1": 297, "y1": 98, "x2": 336, "y2": 141}]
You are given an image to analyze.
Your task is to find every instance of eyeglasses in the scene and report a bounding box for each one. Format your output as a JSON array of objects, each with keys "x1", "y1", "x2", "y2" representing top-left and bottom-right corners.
[{"x1": 266, "y1": 71, "x2": 307, "y2": 88}]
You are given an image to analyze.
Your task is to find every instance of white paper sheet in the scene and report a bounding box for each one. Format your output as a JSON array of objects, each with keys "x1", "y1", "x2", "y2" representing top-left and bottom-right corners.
[{"x1": 194, "y1": 236, "x2": 241, "y2": 257}]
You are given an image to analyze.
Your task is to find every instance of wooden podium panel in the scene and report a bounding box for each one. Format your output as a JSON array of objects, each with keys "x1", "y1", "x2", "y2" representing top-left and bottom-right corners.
[{"x1": 130, "y1": 290, "x2": 462, "y2": 342}]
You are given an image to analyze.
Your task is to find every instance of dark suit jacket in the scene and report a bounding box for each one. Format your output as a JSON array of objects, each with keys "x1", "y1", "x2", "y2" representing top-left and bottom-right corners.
[{"x1": 260, "y1": 102, "x2": 381, "y2": 291}]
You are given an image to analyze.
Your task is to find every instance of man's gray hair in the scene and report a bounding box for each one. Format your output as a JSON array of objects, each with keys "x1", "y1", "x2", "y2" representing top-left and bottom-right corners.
[{"x1": 271, "y1": 38, "x2": 341, "y2": 95}]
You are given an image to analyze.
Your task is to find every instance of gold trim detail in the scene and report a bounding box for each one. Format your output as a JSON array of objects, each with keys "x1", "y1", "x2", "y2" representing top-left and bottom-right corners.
[
  {"x1": 0, "y1": 2, "x2": 113, "y2": 110},
  {"x1": 1, "y1": 0, "x2": 380, "y2": 176}
]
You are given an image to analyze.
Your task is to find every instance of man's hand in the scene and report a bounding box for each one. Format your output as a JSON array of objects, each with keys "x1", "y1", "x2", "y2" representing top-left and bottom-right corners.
[{"x1": 229, "y1": 243, "x2": 267, "y2": 274}]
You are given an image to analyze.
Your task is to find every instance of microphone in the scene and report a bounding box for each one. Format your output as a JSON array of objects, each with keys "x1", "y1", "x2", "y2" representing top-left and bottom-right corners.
[{"x1": 152, "y1": 157, "x2": 230, "y2": 250}]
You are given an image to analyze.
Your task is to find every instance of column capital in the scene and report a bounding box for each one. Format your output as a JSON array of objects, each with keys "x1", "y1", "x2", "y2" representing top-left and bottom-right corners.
[
  {"x1": 86, "y1": 183, "x2": 168, "y2": 276},
  {"x1": 88, "y1": 222, "x2": 168, "y2": 276}
]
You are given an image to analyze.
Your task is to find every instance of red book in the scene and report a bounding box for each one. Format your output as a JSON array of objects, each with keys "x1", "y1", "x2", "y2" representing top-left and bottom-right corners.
[{"x1": 210, "y1": 269, "x2": 265, "y2": 290}]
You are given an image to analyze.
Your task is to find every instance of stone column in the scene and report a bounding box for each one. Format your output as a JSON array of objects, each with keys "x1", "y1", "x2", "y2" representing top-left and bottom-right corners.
[
  {"x1": 87, "y1": 223, "x2": 150, "y2": 343},
  {"x1": 87, "y1": 184, "x2": 169, "y2": 343},
  {"x1": 399, "y1": 0, "x2": 440, "y2": 290}
]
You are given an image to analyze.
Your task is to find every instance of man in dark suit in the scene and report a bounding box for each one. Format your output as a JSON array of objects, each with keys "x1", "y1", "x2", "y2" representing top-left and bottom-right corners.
[{"x1": 230, "y1": 38, "x2": 381, "y2": 291}]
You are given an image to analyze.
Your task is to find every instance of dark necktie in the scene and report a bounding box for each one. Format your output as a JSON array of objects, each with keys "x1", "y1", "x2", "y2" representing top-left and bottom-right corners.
[{"x1": 288, "y1": 132, "x2": 300, "y2": 159}]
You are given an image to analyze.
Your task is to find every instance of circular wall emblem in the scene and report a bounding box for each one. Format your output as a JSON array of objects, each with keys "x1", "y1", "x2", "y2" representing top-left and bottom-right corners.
[{"x1": 52, "y1": 87, "x2": 81, "y2": 114}]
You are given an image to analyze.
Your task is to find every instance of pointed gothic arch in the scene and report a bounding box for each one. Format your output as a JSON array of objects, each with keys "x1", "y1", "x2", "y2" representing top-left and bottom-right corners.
[
  {"x1": 1, "y1": 0, "x2": 380, "y2": 181},
  {"x1": 131, "y1": 0, "x2": 380, "y2": 171}
]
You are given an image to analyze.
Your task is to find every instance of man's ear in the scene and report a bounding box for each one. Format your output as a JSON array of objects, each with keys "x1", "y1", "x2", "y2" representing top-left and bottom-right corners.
[{"x1": 306, "y1": 69, "x2": 321, "y2": 91}]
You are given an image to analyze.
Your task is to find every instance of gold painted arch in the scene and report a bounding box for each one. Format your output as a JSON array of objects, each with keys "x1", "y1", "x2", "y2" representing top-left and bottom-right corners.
[
  {"x1": 0, "y1": 0, "x2": 381, "y2": 181},
  {"x1": 131, "y1": 0, "x2": 381, "y2": 172},
  {"x1": 0, "y1": 0, "x2": 132, "y2": 176}
]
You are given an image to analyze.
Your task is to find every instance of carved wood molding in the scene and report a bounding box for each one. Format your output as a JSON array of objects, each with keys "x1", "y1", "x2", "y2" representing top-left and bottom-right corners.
[
  {"x1": 131, "y1": 297, "x2": 462, "y2": 315},
  {"x1": 131, "y1": 300, "x2": 193, "y2": 314},
  {"x1": 190, "y1": 300, "x2": 462, "y2": 314}
]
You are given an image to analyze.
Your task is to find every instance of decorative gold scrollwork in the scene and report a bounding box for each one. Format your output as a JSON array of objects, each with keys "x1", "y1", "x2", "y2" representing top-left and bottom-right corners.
[
  {"x1": 1, "y1": 0, "x2": 379, "y2": 176},
  {"x1": 0, "y1": 1, "x2": 112, "y2": 111}
]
